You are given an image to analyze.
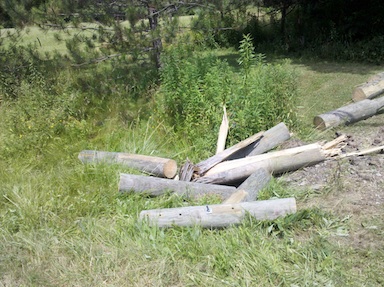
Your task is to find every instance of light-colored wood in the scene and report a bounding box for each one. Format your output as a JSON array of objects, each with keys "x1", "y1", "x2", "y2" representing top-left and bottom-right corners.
[
  {"x1": 196, "y1": 144, "x2": 325, "y2": 184},
  {"x1": 179, "y1": 159, "x2": 195, "y2": 181},
  {"x1": 321, "y1": 134, "x2": 348, "y2": 150},
  {"x1": 314, "y1": 97, "x2": 384, "y2": 130},
  {"x1": 118, "y1": 173, "x2": 236, "y2": 200},
  {"x1": 353, "y1": 72, "x2": 384, "y2": 102},
  {"x1": 79, "y1": 150, "x2": 178, "y2": 178},
  {"x1": 195, "y1": 131, "x2": 264, "y2": 176},
  {"x1": 247, "y1": 122, "x2": 291, "y2": 157},
  {"x1": 216, "y1": 105, "x2": 229, "y2": 154},
  {"x1": 140, "y1": 198, "x2": 297, "y2": 228},
  {"x1": 223, "y1": 190, "x2": 248, "y2": 204},
  {"x1": 337, "y1": 145, "x2": 384, "y2": 158},
  {"x1": 236, "y1": 167, "x2": 272, "y2": 201}
]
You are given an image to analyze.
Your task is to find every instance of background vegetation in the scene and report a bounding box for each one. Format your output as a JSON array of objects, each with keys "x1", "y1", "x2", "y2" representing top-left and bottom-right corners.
[{"x1": 1, "y1": 1, "x2": 383, "y2": 286}]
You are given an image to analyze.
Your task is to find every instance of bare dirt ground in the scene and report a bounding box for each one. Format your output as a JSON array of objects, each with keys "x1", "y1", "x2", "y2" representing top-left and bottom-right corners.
[{"x1": 279, "y1": 113, "x2": 384, "y2": 249}]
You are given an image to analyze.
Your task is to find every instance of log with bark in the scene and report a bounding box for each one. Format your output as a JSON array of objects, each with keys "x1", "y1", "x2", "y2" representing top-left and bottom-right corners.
[
  {"x1": 314, "y1": 97, "x2": 384, "y2": 130},
  {"x1": 196, "y1": 143, "x2": 327, "y2": 184},
  {"x1": 247, "y1": 122, "x2": 291, "y2": 157},
  {"x1": 140, "y1": 198, "x2": 296, "y2": 228},
  {"x1": 352, "y1": 72, "x2": 384, "y2": 102},
  {"x1": 79, "y1": 150, "x2": 177, "y2": 178},
  {"x1": 118, "y1": 173, "x2": 236, "y2": 200}
]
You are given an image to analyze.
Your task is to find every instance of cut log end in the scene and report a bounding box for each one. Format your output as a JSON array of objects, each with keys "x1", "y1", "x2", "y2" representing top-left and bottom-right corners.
[
  {"x1": 352, "y1": 88, "x2": 366, "y2": 102},
  {"x1": 313, "y1": 115, "x2": 327, "y2": 130},
  {"x1": 163, "y1": 159, "x2": 178, "y2": 179}
]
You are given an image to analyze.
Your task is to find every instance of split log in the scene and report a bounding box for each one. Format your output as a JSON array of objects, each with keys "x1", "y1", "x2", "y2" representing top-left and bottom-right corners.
[
  {"x1": 78, "y1": 150, "x2": 177, "y2": 178},
  {"x1": 337, "y1": 145, "x2": 384, "y2": 158},
  {"x1": 352, "y1": 72, "x2": 384, "y2": 102},
  {"x1": 140, "y1": 198, "x2": 296, "y2": 228},
  {"x1": 216, "y1": 105, "x2": 229, "y2": 154},
  {"x1": 314, "y1": 97, "x2": 384, "y2": 130},
  {"x1": 196, "y1": 144, "x2": 326, "y2": 184},
  {"x1": 118, "y1": 173, "x2": 236, "y2": 200},
  {"x1": 178, "y1": 159, "x2": 195, "y2": 181},
  {"x1": 194, "y1": 131, "x2": 264, "y2": 176}
]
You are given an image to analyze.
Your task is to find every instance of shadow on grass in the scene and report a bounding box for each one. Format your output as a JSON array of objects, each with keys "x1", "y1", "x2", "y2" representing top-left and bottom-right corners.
[{"x1": 217, "y1": 50, "x2": 384, "y2": 76}]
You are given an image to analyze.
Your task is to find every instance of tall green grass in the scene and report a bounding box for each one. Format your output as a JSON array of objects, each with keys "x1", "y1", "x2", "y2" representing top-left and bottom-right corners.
[{"x1": 1, "y1": 28, "x2": 384, "y2": 286}]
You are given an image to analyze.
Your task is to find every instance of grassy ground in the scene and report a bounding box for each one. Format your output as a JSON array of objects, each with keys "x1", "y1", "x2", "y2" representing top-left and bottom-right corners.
[{"x1": 1, "y1": 28, "x2": 384, "y2": 286}]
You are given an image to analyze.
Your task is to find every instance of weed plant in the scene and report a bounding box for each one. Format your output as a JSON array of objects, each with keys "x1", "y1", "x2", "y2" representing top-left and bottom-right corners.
[{"x1": 157, "y1": 35, "x2": 297, "y2": 157}]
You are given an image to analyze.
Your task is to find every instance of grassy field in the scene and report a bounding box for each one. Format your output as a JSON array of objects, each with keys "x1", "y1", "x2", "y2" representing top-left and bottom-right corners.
[{"x1": 1, "y1": 26, "x2": 384, "y2": 286}]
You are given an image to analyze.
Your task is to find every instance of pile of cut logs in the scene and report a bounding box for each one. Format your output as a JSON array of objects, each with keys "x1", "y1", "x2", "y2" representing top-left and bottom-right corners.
[{"x1": 78, "y1": 72, "x2": 384, "y2": 229}]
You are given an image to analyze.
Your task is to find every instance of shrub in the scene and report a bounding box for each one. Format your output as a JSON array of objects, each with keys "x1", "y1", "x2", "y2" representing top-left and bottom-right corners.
[{"x1": 156, "y1": 36, "x2": 297, "y2": 156}]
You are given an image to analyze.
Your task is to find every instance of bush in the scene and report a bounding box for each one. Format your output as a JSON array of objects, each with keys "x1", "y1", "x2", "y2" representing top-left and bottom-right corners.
[{"x1": 156, "y1": 36, "x2": 297, "y2": 156}]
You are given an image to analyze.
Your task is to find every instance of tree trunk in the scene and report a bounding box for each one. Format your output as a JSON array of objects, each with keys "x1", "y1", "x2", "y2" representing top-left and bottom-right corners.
[
  {"x1": 147, "y1": 5, "x2": 162, "y2": 69},
  {"x1": 314, "y1": 97, "x2": 384, "y2": 130},
  {"x1": 352, "y1": 72, "x2": 384, "y2": 102},
  {"x1": 118, "y1": 173, "x2": 236, "y2": 200},
  {"x1": 140, "y1": 198, "x2": 296, "y2": 228},
  {"x1": 78, "y1": 150, "x2": 177, "y2": 178},
  {"x1": 196, "y1": 144, "x2": 326, "y2": 184},
  {"x1": 194, "y1": 131, "x2": 264, "y2": 176}
]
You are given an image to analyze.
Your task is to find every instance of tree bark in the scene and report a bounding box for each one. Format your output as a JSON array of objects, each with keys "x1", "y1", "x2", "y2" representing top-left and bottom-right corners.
[
  {"x1": 140, "y1": 198, "x2": 297, "y2": 228},
  {"x1": 118, "y1": 173, "x2": 236, "y2": 200},
  {"x1": 314, "y1": 97, "x2": 384, "y2": 130},
  {"x1": 194, "y1": 131, "x2": 264, "y2": 176},
  {"x1": 79, "y1": 150, "x2": 177, "y2": 178},
  {"x1": 352, "y1": 72, "x2": 384, "y2": 102},
  {"x1": 196, "y1": 144, "x2": 326, "y2": 184},
  {"x1": 247, "y1": 122, "x2": 291, "y2": 157},
  {"x1": 236, "y1": 167, "x2": 272, "y2": 201}
]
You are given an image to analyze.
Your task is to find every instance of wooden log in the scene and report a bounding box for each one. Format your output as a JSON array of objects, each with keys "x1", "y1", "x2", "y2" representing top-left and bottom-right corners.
[
  {"x1": 216, "y1": 105, "x2": 229, "y2": 154},
  {"x1": 247, "y1": 122, "x2": 291, "y2": 157},
  {"x1": 237, "y1": 167, "x2": 272, "y2": 201},
  {"x1": 223, "y1": 190, "x2": 248, "y2": 204},
  {"x1": 196, "y1": 144, "x2": 325, "y2": 184},
  {"x1": 118, "y1": 173, "x2": 236, "y2": 200},
  {"x1": 194, "y1": 131, "x2": 264, "y2": 176},
  {"x1": 140, "y1": 198, "x2": 296, "y2": 228},
  {"x1": 352, "y1": 72, "x2": 384, "y2": 102},
  {"x1": 314, "y1": 97, "x2": 384, "y2": 130},
  {"x1": 78, "y1": 150, "x2": 177, "y2": 178},
  {"x1": 179, "y1": 159, "x2": 195, "y2": 181}
]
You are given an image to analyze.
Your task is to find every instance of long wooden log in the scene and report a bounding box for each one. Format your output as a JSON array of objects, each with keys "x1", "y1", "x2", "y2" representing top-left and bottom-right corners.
[
  {"x1": 118, "y1": 173, "x2": 236, "y2": 200},
  {"x1": 353, "y1": 72, "x2": 384, "y2": 102},
  {"x1": 194, "y1": 131, "x2": 264, "y2": 176},
  {"x1": 237, "y1": 167, "x2": 272, "y2": 201},
  {"x1": 140, "y1": 198, "x2": 296, "y2": 228},
  {"x1": 247, "y1": 122, "x2": 291, "y2": 157},
  {"x1": 222, "y1": 167, "x2": 272, "y2": 203},
  {"x1": 196, "y1": 144, "x2": 325, "y2": 184},
  {"x1": 79, "y1": 150, "x2": 177, "y2": 178},
  {"x1": 314, "y1": 97, "x2": 384, "y2": 130}
]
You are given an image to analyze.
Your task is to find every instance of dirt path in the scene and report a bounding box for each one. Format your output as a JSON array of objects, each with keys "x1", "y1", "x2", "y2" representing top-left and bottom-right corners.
[{"x1": 280, "y1": 113, "x2": 384, "y2": 249}]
